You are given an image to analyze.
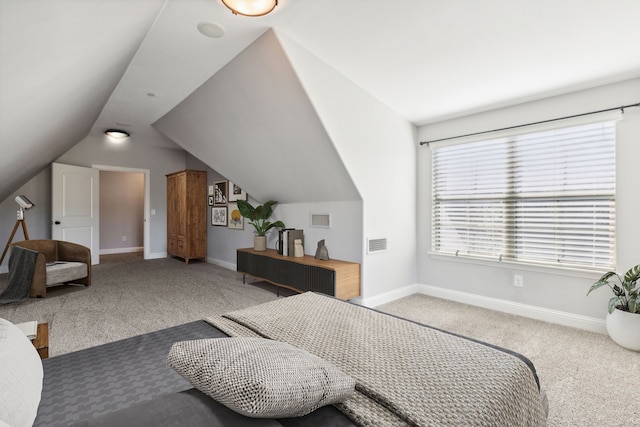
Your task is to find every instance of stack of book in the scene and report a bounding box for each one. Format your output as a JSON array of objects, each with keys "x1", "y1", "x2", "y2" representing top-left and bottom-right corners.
[{"x1": 281, "y1": 229, "x2": 304, "y2": 256}]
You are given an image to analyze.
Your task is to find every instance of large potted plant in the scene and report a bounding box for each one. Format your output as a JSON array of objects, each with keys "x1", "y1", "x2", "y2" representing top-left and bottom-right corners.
[
  {"x1": 587, "y1": 265, "x2": 640, "y2": 351},
  {"x1": 236, "y1": 200, "x2": 285, "y2": 251}
]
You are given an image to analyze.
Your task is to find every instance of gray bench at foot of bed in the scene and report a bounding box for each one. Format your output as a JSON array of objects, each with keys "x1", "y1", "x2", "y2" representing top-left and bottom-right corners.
[{"x1": 35, "y1": 321, "x2": 355, "y2": 427}]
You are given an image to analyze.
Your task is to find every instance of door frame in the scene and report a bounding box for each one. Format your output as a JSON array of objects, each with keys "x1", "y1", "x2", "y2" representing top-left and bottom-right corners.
[{"x1": 92, "y1": 164, "x2": 151, "y2": 260}]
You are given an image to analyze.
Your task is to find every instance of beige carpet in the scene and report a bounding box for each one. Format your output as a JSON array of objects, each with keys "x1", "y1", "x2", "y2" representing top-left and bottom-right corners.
[
  {"x1": 0, "y1": 254, "x2": 282, "y2": 355},
  {"x1": 379, "y1": 294, "x2": 638, "y2": 427},
  {"x1": 0, "y1": 254, "x2": 635, "y2": 426}
]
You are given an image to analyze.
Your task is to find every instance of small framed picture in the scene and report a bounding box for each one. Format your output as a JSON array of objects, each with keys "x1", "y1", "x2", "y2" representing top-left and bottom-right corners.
[
  {"x1": 213, "y1": 181, "x2": 227, "y2": 206},
  {"x1": 227, "y1": 202, "x2": 244, "y2": 230},
  {"x1": 207, "y1": 196, "x2": 214, "y2": 206},
  {"x1": 228, "y1": 181, "x2": 247, "y2": 202},
  {"x1": 211, "y1": 207, "x2": 227, "y2": 226},
  {"x1": 208, "y1": 184, "x2": 214, "y2": 196}
]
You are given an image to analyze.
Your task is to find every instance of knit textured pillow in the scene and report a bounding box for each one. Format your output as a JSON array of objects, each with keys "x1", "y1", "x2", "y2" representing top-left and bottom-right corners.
[{"x1": 167, "y1": 337, "x2": 355, "y2": 418}]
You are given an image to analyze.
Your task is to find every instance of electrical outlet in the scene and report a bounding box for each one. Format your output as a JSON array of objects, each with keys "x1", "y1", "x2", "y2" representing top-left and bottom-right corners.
[
  {"x1": 122, "y1": 236, "x2": 127, "y2": 242},
  {"x1": 513, "y1": 274, "x2": 524, "y2": 288}
]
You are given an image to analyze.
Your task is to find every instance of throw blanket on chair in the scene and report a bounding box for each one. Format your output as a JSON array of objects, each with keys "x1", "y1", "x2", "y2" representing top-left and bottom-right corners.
[
  {"x1": 0, "y1": 246, "x2": 37, "y2": 304},
  {"x1": 207, "y1": 292, "x2": 547, "y2": 427}
]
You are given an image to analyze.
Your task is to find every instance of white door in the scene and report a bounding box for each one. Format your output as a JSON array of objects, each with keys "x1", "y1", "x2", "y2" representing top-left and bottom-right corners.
[{"x1": 52, "y1": 163, "x2": 100, "y2": 265}]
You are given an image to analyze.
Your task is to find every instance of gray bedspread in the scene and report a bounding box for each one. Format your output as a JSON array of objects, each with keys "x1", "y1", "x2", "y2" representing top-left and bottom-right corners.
[{"x1": 207, "y1": 292, "x2": 548, "y2": 427}]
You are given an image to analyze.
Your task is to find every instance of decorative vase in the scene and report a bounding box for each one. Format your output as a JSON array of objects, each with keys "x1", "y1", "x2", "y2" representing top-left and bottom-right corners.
[
  {"x1": 293, "y1": 239, "x2": 304, "y2": 257},
  {"x1": 254, "y1": 235, "x2": 267, "y2": 251},
  {"x1": 606, "y1": 308, "x2": 640, "y2": 351}
]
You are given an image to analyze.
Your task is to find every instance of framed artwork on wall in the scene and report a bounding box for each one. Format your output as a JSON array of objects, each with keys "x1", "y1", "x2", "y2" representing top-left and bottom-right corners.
[
  {"x1": 213, "y1": 181, "x2": 227, "y2": 206},
  {"x1": 227, "y1": 202, "x2": 244, "y2": 230},
  {"x1": 228, "y1": 181, "x2": 247, "y2": 202},
  {"x1": 211, "y1": 207, "x2": 227, "y2": 226},
  {"x1": 208, "y1": 196, "x2": 214, "y2": 206}
]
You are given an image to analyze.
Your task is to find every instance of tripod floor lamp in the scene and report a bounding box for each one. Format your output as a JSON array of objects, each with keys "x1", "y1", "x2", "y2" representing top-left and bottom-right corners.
[{"x1": 0, "y1": 195, "x2": 35, "y2": 265}]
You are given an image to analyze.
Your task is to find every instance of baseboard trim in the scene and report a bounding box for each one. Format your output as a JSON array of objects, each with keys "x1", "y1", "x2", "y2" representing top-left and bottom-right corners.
[
  {"x1": 359, "y1": 282, "x2": 606, "y2": 334},
  {"x1": 147, "y1": 251, "x2": 167, "y2": 260},
  {"x1": 417, "y1": 284, "x2": 606, "y2": 334},
  {"x1": 99, "y1": 247, "x2": 144, "y2": 255},
  {"x1": 359, "y1": 284, "x2": 420, "y2": 308},
  {"x1": 208, "y1": 257, "x2": 236, "y2": 271}
]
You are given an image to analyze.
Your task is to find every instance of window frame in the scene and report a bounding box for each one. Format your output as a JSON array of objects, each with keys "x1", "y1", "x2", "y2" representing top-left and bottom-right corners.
[{"x1": 428, "y1": 110, "x2": 621, "y2": 273}]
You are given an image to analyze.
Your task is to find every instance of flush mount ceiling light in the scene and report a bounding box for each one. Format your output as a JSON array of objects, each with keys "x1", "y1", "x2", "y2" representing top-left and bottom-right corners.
[
  {"x1": 105, "y1": 129, "x2": 130, "y2": 139},
  {"x1": 221, "y1": 0, "x2": 277, "y2": 17}
]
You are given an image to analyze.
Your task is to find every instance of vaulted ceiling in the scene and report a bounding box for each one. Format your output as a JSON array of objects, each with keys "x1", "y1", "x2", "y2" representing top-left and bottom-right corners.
[{"x1": 2, "y1": 0, "x2": 640, "y2": 202}]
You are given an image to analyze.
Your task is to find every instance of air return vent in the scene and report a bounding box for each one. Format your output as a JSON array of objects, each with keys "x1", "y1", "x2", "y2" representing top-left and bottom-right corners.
[
  {"x1": 367, "y1": 238, "x2": 387, "y2": 254},
  {"x1": 310, "y1": 213, "x2": 331, "y2": 228}
]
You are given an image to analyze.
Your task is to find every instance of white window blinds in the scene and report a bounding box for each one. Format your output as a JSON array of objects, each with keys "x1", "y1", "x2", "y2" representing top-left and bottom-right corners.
[{"x1": 431, "y1": 120, "x2": 616, "y2": 270}]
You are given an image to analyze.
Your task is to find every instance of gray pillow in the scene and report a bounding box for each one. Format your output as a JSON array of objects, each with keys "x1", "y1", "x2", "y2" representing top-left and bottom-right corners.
[{"x1": 167, "y1": 337, "x2": 355, "y2": 418}]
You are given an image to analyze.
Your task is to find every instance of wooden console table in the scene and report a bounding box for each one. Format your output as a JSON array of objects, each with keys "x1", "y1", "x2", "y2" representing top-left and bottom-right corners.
[{"x1": 237, "y1": 248, "x2": 360, "y2": 300}]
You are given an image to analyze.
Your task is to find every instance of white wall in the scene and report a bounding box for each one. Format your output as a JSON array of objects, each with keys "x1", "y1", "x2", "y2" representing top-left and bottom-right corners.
[
  {"x1": 187, "y1": 155, "x2": 363, "y2": 269},
  {"x1": 278, "y1": 31, "x2": 418, "y2": 302},
  {"x1": 273, "y1": 201, "x2": 363, "y2": 263},
  {"x1": 417, "y1": 78, "x2": 640, "y2": 325},
  {"x1": 154, "y1": 30, "x2": 371, "y2": 295},
  {"x1": 207, "y1": 199, "x2": 363, "y2": 269},
  {"x1": 0, "y1": 167, "x2": 52, "y2": 272},
  {"x1": 154, "y1": 30, "x2": 360, "y2": 205}
]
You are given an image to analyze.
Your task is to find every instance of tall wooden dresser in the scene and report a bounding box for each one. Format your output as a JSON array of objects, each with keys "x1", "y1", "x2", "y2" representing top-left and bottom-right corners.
[{"x1": 166, "y1": 170, "x2": 207, "y2": 263}]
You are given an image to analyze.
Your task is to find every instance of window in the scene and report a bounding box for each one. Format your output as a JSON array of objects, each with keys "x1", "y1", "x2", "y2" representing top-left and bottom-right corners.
[{"x1": 431, "y1": 119, "x2": 616, "y2": 271}]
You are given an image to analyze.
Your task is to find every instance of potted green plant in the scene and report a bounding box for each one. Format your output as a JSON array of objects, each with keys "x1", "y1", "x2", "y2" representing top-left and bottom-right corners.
[
  {"x1": 236, "y1": 200, "x2": 285, "y2": 251},
  {"x1": 587, "y1": 265, "x2": 640, "y2": 351}
]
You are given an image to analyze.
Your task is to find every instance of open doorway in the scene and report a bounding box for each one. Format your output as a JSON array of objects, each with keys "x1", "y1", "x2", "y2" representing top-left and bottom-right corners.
[
  {"x1": 99, "y1": 170, "x2": 144, "y2": 260},
  {"x1": 93, "y1": 165, "x2": 151, "y2": 262}
]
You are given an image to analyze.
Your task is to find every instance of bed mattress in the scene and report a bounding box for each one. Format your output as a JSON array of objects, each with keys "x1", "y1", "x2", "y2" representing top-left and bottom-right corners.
[{"x1": 35, "y1": 296, "x2": 545, "y2": 426}]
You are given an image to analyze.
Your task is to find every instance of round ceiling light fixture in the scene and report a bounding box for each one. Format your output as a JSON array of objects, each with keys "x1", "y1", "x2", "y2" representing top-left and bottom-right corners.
[
  {"x1": 104, "y1": 129, "x2": 130, "y2": 139},
  {"x1": 221, "y1": 0, "x2": 277, "y2": 17}
]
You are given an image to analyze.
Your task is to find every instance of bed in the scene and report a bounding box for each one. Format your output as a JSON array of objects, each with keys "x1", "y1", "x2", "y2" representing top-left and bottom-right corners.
[{"x1": 10, "y1": 292, "x2": 547, "y2": 426}]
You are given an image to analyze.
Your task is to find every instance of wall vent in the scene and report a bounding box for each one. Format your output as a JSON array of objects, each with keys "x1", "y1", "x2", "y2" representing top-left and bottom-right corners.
[
  {"x1": 310, "y1": 213, "x2": 331, "y2": 228},
  {"x1": 367, "y1": 238, "x2": 387, "y2": 254}
]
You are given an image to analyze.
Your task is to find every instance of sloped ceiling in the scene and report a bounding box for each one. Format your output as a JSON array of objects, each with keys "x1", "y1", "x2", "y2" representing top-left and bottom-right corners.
[
  {"x1": 0, "y1": 0, "x2": 165, "y2": 202},
  {"x1": 2, "y1": 0, "x2": 640, "y2": 204},
  {"x1": 154, "y1": 29, "x2": 360, "y2": 203}
]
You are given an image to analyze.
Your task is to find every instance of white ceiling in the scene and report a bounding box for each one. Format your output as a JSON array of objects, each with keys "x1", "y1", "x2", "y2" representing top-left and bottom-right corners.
[
  {"x1": 90, "y1": 0, "x2": 640, "y2": 141},
  {"x1": 2, "y1": 0, "x2": 640, "y2": 200}
]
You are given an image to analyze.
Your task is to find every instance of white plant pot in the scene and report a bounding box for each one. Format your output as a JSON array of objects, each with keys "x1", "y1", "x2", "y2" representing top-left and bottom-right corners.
[
  {"x1": 606, "y1": 308, "x2": 640, "y2": 351},
  {"x1": 254, "y1": 235, "x2": 267, "y2": 251}
]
